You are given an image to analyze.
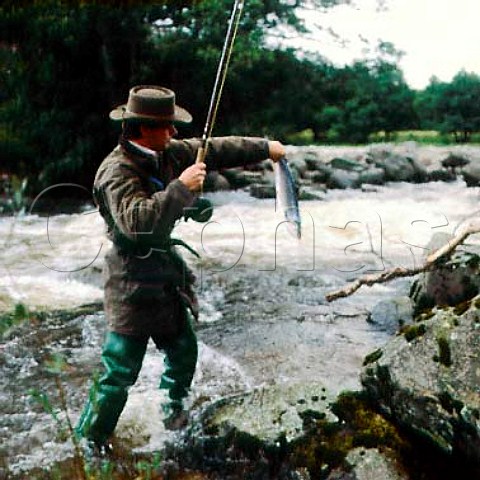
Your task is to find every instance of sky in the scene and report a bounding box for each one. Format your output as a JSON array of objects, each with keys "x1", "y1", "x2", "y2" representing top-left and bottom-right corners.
[{"x1": 280, "y1": 0, "x2": 480, "y2": 90}]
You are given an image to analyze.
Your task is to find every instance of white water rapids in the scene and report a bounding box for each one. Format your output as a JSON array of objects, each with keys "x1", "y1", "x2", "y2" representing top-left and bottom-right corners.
[
  {"x1": 2, "y1": 181, "x2": 478, "y2": 311},
  {"x1": 2, "y1": 179, "x2": 480, "y2": 474}
]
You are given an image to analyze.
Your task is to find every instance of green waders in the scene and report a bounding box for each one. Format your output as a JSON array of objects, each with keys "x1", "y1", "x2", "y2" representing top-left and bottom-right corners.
[{"x1": 76, "y1": 311, "x2": 198, "y2": 443}]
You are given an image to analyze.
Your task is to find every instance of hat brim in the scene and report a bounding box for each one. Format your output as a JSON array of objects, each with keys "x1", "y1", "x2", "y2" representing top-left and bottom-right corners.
[{"x1": 109, "y1": 104, "x2": 192, "y2": 124}]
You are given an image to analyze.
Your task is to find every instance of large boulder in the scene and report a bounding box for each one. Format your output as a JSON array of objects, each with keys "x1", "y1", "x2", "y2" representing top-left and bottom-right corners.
[
  {"x1": 328, "y1": 157, "x2": 364, "y2": 172},
  {"x1": 462, "y1": 163, "x2": 480, "y2": 187},
  {"x1": 166, "y1": 384, "x2": 413, "y2": 479},
  {"x1": 409, "y1": 233, "x2": 480, "y2": 317},
  {"x1": 441, "y1": 153, "x2": 470, "y2": 173},
  {"x1": 303, "y1": 151, "x2": 324, "y2": 171},
  {"x1": 191, "y1": 383, "x2": 336, "y2": 446},
  {"x1": 222, "y1": 168, "x2": 264, "y2": 189},
  {"x1": 166, "y1": 383, "x2": 337, "y2": 478},
  {"x1": 287, "y1": 152, "x2": 310, "y2": 178},
  {"x1": 358, "y1": 167, "x2": 386, "y2": 186},
  {"x1": 327, "y1": 169, "x2": 361, "y2": 189},
  {"x1": 361, "y1": 298, "x2": 480, "y2": 463},
  {"x1": 204, "y1": 171, "x2": 231, "y2": 191},
  {"x1": 379, "y1": 154, "x2": 428, "y2": 183}
]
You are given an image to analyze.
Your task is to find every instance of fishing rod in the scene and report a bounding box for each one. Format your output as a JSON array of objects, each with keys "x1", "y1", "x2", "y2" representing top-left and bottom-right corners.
[
  {"x1": 185, "y1": 0, "x2": 245, "y2": 223},
  {"x1": 196, "y1": 0, "x2": 245, "y2": 165}
]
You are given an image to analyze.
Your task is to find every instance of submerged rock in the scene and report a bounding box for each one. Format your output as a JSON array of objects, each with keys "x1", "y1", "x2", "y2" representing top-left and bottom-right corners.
[
  {"x1": 441, "y1": 153, "x2": 470, "y2": 173},
  {"x1": 368, "y1": 296, "x2": 414, "y2": 334}
]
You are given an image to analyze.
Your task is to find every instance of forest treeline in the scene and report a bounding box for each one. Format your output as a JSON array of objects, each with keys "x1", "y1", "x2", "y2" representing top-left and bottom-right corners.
[{"x1": 1, "y1": 0, "x2": 480, "y2": 193}]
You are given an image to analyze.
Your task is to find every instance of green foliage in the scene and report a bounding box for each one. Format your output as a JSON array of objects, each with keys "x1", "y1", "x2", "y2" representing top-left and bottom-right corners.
[
  {"x1": 285, "y1": 128, "x2": 315, "y2": 145},
  {"x1": 0, "y1": 302, "x2": 30, "y2": 336},
  {"x1": 29, "y1": 387, "x2": 67, "y2": 437},
  {"x1": 1, "y1": 0, "x2": 479, "y2": 197},
  {"x1": 369, "y1": 130, "x2": 453, "y2": 145},
  {"x1": 316, "y1": 50, "x2": 417, "y2": 144},
  {"x1": 291, "y1": 391, "x2": 407, "y2": 477},
  {"x1": 403, "y1": 323, "x2": 427, "y2": 342},
  {"x1": 135, "y1": 452, "x2": 162, "y2": 480},
  {"x1": 363, "y1": 348, "x2": 383, "y2": 366},
  {"x1": 435, "y1": 335, "x2": 452, "y2": 367},
  {"x1": 416, "y1": 71, "x2": 480, "y2": 143}
]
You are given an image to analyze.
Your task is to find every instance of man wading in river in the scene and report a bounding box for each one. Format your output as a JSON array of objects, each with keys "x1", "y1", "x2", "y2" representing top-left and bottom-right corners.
[{"x1": 75, "y1": 85, "x2": 285, "y2": 457}]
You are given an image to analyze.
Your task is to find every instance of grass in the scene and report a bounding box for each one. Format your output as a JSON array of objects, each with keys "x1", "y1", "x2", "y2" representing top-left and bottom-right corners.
[
  {"x1": 0, "y1": 302, "x2": 30, "y2": 336},
  {"x1": 285, "y1": 128, "x2": 480, "y2": 146},
  {"x1": 369, "y1": 130, "x2": 480, "y2": 145}
]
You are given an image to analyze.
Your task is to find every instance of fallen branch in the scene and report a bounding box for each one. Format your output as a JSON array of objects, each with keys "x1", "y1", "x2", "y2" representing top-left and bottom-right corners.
[{"x1": 325, "y1": 222, "x2": 480, "y2": 302}]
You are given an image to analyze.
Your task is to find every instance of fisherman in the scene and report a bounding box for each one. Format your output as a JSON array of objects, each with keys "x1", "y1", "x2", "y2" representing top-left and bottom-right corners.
[{"x1": 75, "y1": 85, "x2": 286, "y2": 456}]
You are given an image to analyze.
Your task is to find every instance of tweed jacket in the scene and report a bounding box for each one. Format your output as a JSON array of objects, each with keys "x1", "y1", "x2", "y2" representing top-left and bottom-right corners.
[{"x1": 93, "y1": 136, "x2": 270, "y2": 337}]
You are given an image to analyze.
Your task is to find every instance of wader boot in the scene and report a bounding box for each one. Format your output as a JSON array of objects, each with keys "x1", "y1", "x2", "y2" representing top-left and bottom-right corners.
[
  {"x1": 76, "y1": 310, "x2": 198, "y2": 442},
  {"x1": 75, "y1": 332, "x2": 148, "y2": 449},
  {"x1": 158, "y1": 310, "x2": 198, "y2": 430}
]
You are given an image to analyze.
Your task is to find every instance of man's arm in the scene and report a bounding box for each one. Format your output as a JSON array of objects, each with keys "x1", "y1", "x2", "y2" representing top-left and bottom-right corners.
[
  {"x1": 170, "y1": 136, "x2": 285, "y2": 171},
  {"x1": 177, "y1": 140, "x2": 285, "y2": 192}
]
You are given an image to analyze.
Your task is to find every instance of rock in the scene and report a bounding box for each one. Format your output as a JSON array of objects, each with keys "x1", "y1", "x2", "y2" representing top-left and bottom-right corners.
[
  {"x1": 170, "y1": 383, "x2": 336, "y2": 476},
  {"x1": 327, "y1": 169, "x2": 361, "y2": 189},
  {"x1": 328, "y1": 157, "x2": 364, "y2": 172},
  {"x1": 429, "y1": 169, "x2": 457, "y2": 182},
  {"x1": 298, "y1": 186, "x2": 325, "y2": 200},
  {"x1": 288, "y1": 152, "x2": 309, "y2": 177},
  {"x1": 250, "y1": 182, "x2": 276, "y2": 199},
  {"x1": 441, "y1": 154, "x2": 470, "y2": 172},
  {"x1": 379, "y1": 154, "x2": 428, "y2": 183},
  {"x1": 195, "y1": 383, "x2": 336, "y2": 446},
  {"x1": 303, "y1": 169, "x2": 330, "y2": 183},
  {"x1": 207, "y1": 146, "x2": 480, "y2": 195},
  {"x1": 409, "y1": 233, "x2": 480, "y2": 316},
  {"x1": 358, "y1": 167, "x2": 386, "y2": 186},
  {"x1": 327, "y1": 448, "x2": 409, "y2": 480},
  {"x1": 368, "y1": 296, "x2": 414, "y2": 334},
  {"x1": 303, "y1": 151, "x2": 323, "y2": 170},
  {"x1": 461, "y1": 163, "x2": 480, "y2": 187},
  {"x1": 222, "y1": 168, "x2": 264, "y2": 189},
  {"x1": 203, "y1": 171, "x2": 230, "y2": 192},
  {"x1": 361, "y1": 299, "x2": 480, "y2": 463}
]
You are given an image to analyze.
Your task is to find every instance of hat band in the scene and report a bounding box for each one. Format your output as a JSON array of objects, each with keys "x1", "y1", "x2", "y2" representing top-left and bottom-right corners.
[{"x1": 126, "y1": 97, "x2": 175, "y2": 118}]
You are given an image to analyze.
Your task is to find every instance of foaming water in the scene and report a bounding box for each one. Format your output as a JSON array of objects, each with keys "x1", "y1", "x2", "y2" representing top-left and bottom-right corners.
[
  {"x1": 1, "y1": 180, "x2": 479, "y2": 312},
  {"x1": 1, "y1": 210, "x2": 105, "y2": 311},
  {"x1": 117, "y1": 340, "x2": 253, "y2": 452},
  {"x1": 177, "y1": 181, "x2": 480, "y2": 276}
]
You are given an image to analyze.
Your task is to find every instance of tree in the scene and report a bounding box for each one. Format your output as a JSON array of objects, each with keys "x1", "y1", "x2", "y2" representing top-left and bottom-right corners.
[
  {"x1": 417, "y1": 71, "x2": 480, "y2": 143},
  {"x1": 0, "y1": 1, "x2": 159, "y2": 189},
  {"x1": 3, "y1": 0, "x2": 417, "y2": 191},
  {"x1": 0, "y1": 0, "x2": 351, "y2": 192},
  {"x1": 370, "y1": 42, "x2": 417, "y2": 139}
]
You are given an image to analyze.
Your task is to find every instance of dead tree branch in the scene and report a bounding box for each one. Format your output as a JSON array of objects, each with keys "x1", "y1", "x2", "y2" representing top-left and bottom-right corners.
[{"x1": 325, "y1": 222, "x2": 480, "y2": 302}]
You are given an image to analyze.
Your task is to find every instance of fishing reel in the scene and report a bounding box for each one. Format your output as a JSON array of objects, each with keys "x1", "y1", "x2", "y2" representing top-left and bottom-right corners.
[{"x1": 184, "y1": 196, "x2": 213, "y2": 223}]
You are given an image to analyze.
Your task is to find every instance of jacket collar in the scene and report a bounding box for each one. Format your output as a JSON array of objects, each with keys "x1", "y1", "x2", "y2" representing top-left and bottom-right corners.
[{"x1": 120, "y1": 137, "x2": 162, "y2": 172}]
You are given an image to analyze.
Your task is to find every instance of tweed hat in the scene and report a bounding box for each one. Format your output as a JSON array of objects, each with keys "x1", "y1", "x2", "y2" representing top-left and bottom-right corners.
[{"x1": 109, "y1": 85, "x2": 192, "y2": 124}]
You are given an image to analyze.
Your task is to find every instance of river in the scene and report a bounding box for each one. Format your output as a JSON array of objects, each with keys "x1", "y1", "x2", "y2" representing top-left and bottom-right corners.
[{"x1": 1, "y1": 179, "x2": 480, "y2": 476}]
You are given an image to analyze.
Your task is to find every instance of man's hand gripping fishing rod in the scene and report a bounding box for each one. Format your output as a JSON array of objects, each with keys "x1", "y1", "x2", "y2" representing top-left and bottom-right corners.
[{"x1": 184, "y1": 0, "x2": 245, "y2": 223}]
